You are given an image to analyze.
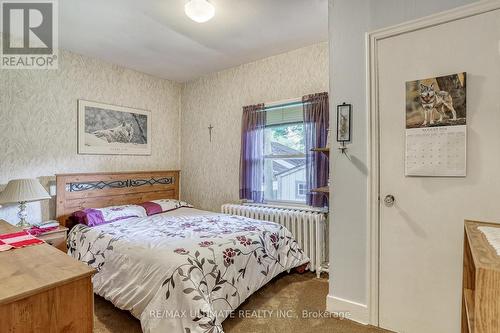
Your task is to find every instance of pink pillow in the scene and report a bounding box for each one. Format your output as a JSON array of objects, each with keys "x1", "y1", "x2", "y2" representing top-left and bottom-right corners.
[{"x1": 139, "y1": 199, "x2": 193, "y2": 216}]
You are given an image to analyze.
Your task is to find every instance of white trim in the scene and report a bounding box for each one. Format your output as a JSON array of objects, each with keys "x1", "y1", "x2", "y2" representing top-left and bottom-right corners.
[
  {"x1": 326, "y1": 295, "x2": 369, "y2": 325},
  {"x1": 366, "y1": 0, "x2": 500, "y2": 327},
  {"x1": 264, "y1": 96, "x2": 302, "y2": 108},
  {"x1": 366, "y1": 28, "x2": 380, "y2": 327}
]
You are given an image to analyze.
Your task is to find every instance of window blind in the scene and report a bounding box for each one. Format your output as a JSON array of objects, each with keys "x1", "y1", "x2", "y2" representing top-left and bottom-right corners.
[{"x1": 265, "y1": 104, "x2": 303, "y2": 126}]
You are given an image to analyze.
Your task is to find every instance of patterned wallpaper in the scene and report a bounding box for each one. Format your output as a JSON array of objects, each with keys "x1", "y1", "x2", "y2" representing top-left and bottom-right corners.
[
  {"x1": 0, "y1": 43, "x2": 327, "y2": 224},
  {"x1": 180, "y1": 42, "x2": 329, "y2": 212},
  {"x1": 0, "y1": 50, "x2": 182, "y2": 224}
]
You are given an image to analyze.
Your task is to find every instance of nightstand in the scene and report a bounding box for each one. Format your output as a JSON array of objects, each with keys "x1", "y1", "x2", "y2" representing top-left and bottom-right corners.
[{"x1": 37, "y1": 226, "x2": 69, "y2": 252}]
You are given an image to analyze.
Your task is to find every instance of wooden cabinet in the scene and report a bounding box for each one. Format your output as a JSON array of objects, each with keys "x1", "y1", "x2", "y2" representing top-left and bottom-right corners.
[
  {"x1": 0, "y1": 220, "x2": 95, "y2": 333},
  {"x1": 462, "y1": 220, "x2": 500, "y2": 333}
]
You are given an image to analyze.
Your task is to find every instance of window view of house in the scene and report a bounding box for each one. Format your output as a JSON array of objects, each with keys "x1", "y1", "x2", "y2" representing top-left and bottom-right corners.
[{"x1": 263, "y1": 103, "x2": 306, "y2": 204}]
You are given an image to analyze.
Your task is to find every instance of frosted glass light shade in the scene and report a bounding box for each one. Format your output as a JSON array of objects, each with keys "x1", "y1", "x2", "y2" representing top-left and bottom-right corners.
[
  {"x1": 185, "y1": 0, "x2": 215, "y2": 23},
  {"x1": 0, "y1": 179, "x2": 51, "y2": 204}
]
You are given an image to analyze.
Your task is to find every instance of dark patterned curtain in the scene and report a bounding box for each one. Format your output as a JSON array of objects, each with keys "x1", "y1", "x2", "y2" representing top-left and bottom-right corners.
[
  {"x1": 303, "y1": 92, "x2": 329, "y2": 207},
  {"x1": 239, "y1": 103, "x2": 266, "y2": 203}
]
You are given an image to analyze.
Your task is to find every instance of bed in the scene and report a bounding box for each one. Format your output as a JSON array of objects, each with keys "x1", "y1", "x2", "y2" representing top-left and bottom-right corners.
[{"x1": 56, "y1": 171, "x2": 309, "y2": 333}]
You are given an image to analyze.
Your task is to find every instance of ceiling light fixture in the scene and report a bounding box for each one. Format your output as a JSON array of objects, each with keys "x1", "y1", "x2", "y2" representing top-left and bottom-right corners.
[{"x1": 185, "y1": 0, "x2": 215, "y2": 23}]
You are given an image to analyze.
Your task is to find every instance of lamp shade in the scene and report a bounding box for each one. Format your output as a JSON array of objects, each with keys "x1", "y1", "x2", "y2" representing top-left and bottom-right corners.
[{"x1": 0, "y1": 179, "x2": 51, "y2": 204}]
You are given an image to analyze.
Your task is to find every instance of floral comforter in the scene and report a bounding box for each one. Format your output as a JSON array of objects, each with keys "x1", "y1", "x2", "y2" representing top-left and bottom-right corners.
[{"x1": 67, "y1": 208, "x2": 309, "y2": 333}]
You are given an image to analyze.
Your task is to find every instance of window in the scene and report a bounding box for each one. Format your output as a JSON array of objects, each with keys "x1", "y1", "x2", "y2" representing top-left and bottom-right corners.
[
  {"x1": 240, "y1": 93, "x2": 328, "y2": 207},
  {"x1": 296, "y1": 181, "x2": 307, "y2": 198},
  {"x1": 263, "y1": 102, "x2": 306, "y2": 204}
]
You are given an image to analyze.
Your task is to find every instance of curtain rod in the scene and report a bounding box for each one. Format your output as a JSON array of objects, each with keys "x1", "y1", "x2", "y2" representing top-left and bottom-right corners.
[
  {"x1": 264, "y1": 100, "x2": 306, "y2": 111},
  {"x1": 247, "y1": 96, "x2": 316, "y2": 112},
  {"x1": 255, "y1": 101, "x2": 312, "y2": 112}
]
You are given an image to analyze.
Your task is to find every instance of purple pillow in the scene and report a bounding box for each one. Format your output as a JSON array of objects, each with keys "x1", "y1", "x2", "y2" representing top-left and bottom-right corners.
[
  {"x1": 70, "y1": 205, "x2": 147, "y2": 227},
  {"x1": 71, "y1": 208, "x2": 105, "y2": 227}
]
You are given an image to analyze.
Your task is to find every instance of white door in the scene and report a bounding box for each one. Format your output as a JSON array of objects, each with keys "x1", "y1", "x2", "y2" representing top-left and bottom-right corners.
[{"x1": 377, "y1": 7, "x2": 500, "y2": 333}]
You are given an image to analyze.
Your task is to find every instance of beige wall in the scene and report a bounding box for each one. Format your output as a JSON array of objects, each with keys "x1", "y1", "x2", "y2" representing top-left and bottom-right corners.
[
  {"x1": 0, "y1": 50, "x2": 182, "y2": 224},
  {"x1": 180, "y1": 42, "x2": 329, "y2": 212}
]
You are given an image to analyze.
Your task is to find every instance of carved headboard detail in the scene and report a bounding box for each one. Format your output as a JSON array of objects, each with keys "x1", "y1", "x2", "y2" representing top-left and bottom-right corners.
[{"x1": 56, "y1": 170, "x2": 180, "y2": 227}]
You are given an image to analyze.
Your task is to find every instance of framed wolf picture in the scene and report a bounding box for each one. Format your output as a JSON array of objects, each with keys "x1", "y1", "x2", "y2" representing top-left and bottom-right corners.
[
  {"x1": 405, "y1": 73, "x2": 467, "y2": 177},
  {"x1": 78, "y1": 100, "x2": 152, "y2": 155}
]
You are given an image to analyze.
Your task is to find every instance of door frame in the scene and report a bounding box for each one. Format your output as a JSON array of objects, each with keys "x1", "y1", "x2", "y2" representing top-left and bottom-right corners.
[{"x1": 365, "y1": 0, "x2": 500, "y2": 326}]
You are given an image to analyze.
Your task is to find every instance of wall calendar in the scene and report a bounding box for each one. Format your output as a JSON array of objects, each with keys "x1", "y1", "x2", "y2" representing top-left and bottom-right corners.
[{"x1": 405, "y1": 73, "x2": 466, "y2": 177}]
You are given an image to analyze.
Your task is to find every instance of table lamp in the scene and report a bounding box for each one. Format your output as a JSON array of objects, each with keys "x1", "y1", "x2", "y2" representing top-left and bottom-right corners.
[{"x1": 0, "y1": 179, "x2": 51, "y2": 228}]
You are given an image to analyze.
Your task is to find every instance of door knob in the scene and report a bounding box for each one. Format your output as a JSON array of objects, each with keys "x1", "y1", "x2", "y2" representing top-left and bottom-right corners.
[{"x1": 384, "y1": 194, "x2": 395, "y2": 207}]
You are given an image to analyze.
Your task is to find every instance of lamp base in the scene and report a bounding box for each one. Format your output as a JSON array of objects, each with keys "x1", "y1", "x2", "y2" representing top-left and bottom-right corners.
[
  {"x1": 16, "y1": 218, "x2": 31, "y2": 228},
  {"x1": 16, "y1": 201, "x2": 31, "y2": 229}
]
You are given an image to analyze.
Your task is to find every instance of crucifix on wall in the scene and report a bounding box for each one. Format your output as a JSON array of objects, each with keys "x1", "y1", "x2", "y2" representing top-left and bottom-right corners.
[{"x1": 208, "y1": 124, "x2": 214, "y2": 142}]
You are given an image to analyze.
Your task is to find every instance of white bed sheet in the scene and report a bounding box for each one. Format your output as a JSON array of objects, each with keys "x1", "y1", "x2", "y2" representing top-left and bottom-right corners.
[{"x1": 68, "y1": 208, "x2": 308, "y2": 333}]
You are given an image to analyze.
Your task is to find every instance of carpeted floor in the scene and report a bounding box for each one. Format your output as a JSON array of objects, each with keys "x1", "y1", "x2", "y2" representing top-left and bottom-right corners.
[{"x1": 94, "y1": 272, "x2": 390, "y2": 333}]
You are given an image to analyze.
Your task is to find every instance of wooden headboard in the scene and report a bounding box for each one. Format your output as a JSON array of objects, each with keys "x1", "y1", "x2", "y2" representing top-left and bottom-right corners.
[{"x1": 56, "y1": 170, "x2": 180, "y2": 227}]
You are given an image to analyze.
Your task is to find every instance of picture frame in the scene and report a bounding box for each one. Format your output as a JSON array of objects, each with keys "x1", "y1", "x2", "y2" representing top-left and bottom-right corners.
[
  {"x1": 77, "y1": 100, "x2": 152, "y2": 155},
  {"x1": 336, "y1": 102, "x2": 352, "y2": 142}
]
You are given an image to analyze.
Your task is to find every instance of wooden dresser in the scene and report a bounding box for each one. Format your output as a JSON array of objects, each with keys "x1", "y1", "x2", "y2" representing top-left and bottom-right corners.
[
  {"x1": 462, "y1": 220, "x2": 500, "y2": 333},
  {"x1": 0, "y1": 220, "x2": 95, "y2": 332}
]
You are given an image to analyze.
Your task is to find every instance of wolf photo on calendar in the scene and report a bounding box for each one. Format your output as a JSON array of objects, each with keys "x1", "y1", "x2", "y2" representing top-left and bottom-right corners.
[{"x1": 405, "y1": 72, "x2": 466, "y2": 129}]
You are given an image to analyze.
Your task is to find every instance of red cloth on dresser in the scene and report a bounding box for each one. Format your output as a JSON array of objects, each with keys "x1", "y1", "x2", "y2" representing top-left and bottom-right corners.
[
  {"x1": 0, "y1": 230, "x2": 44, "y2": 251},
  {"x1": 26, "y1": 225, "x2": 58, "y2": 237}
]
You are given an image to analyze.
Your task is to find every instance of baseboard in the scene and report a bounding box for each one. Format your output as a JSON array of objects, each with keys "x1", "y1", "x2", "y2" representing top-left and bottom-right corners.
[{"x1": 326, "y1": 294, "x2": 370, "y2": 325}]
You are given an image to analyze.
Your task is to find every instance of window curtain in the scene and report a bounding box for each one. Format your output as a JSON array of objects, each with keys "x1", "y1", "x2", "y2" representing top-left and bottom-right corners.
[
  {"x1": 239, "y1": 103, "x2": 266, "y2": 203},
  {"x1": 303, "y1": 92, "x2": 329, "y2": 207}
]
